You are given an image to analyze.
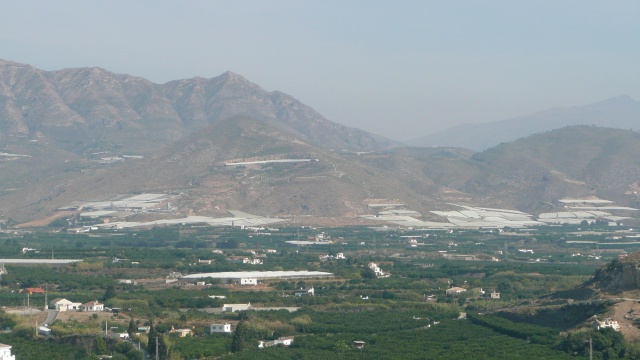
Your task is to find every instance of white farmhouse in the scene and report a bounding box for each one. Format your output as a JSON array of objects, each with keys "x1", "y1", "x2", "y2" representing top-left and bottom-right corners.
[
  {"x1": 210, "y1": 323, "x2": 232, "y2": 333},
  {"x1": 240, "y1": 278, "x2": 257, "y2": 285},
  {"x1": 80, "y1": 300, "x2": 104, "y2": 312},
  {"x1": 445, "y1": 287, "x2": 467, "y2": 296},
  {"x1": 294, "y1": 287, "x2": 315, "y2": 297},
  {"x1": 0, "y1": 343, "x2": 15, "y2": 360},
  {"x1": 368, "y1": 262, "x2": 386, "y2": 277},
  {"x1": 593, "y1": 318, "x2": 621, "y2": 331},
  {"x1": 49, "y1": 298, "x2": 82, "y2": 311},
  {"x1": 258, "y1": 337, "x2": 294, "y2": 348}
]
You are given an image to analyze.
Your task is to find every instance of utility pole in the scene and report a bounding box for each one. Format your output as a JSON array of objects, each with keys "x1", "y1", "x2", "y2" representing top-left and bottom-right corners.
[
  {"x1": 589, "y1": 337, "x2": 593, "y2": 360},
  {"x1": 156, "y1": 336, "x2": 159, "y2": 360},
  {"x1": 44, "y1": 283, "x2": 48, "y2": 311}
]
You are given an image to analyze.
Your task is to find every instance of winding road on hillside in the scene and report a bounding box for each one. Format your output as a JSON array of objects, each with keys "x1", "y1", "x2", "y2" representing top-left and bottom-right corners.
[{"x1": 44, "y1": 310, "x2": 58, "y2": 325}]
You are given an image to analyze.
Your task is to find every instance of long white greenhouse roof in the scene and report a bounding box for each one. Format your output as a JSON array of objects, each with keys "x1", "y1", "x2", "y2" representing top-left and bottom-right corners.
[{"x1": 181, "y1": 270, "x2": 333, "y2": 279}]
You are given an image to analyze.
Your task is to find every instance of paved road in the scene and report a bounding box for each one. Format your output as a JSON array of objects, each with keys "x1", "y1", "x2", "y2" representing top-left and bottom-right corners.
[{"x1": 44, "y1": 310, "x2": 58, "y2": 325}]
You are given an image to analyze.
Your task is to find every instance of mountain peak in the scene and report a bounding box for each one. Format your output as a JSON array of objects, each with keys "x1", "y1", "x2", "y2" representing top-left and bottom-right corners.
[
  {"x1": 597, "y1": 94, "x2": 637, "y2": 106},
  {"x1": 219, "y1": 70, "x2": 247, "y2": 82}
]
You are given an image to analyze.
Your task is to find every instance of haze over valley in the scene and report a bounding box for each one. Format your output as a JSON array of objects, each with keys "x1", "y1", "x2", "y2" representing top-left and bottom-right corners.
[{"x1": 2, "y1": 3, "x2": 640, "y2": 359}]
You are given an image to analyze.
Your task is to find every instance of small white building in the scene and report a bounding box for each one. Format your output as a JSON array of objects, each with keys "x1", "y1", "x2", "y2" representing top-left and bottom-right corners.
[
  {"x1": 294, "y1": 287, "x2": 315, "y2": 297},
  {"x1": 198, "y1": 259, "x2": 212, "y2": 265},
  {"x1": 445, "y1": 287, "x2": 467, "y2": 296},
  {"x1": 490, "y1": 291, "x2": 501, "y2": 299},
  {"x1": 258, "y1": 337, "x2": 294, "y2": 348},
  {"x1": 593, "y1": 318, "x2": 621, "y2": 331},
  {"x1": 0, "y1": 343, "x2": 15, "y2": 360},
  {"x1": 222, "y1": 303, "x2": 251, "y2": 312},
  {"x1": 240, "y1": 277, "x2": 258, "y2": 286},
  {"x1": 80, "y1": 300, "x2": 104, "y2": 312},
  {"x1": 170, "y1": 327, "x2": 193, "y2": 337},
  {"x1": 368, "y1": 262, "x2": 386, "y2": 277},
  {"x1": 242, "y1": 258, "x2": 263, "y2": 265},
  {"x1": 210, "y1": 323, "x2": 232, "y2": 333},
  {"x1": 335, "y1": 253, "x2": 346, "y2": 259},
  {"x1": 117, "y1": 279, "x2": 137, "y2": 285}
]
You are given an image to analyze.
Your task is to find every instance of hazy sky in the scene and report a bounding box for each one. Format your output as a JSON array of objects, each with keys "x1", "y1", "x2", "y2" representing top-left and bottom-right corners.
[{"x1": 1, "y1": 1, "x2": 639, "y2": 141}]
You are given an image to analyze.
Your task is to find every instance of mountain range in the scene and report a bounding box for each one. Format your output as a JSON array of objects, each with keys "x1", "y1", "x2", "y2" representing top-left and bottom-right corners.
[
  {"x1": 1, "y1": 59, "x2": 639, "y2": 225},
  {"x1": 0, "y1": 58, "x2": 397, "y2": 155}
]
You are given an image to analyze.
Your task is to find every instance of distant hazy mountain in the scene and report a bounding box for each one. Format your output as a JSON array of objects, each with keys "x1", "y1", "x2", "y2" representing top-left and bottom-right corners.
[
  {"x1": 0, "y1": 58, "x2": 397, "y2": 153},
  {"x1": 408, "y1": 95, "x2": 640, "y2": 150}
]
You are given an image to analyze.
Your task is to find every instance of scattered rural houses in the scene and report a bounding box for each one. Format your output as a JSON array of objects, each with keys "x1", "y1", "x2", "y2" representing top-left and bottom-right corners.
[
  {"x1": 294, "y1": 287, "x2": 315, "y2": 297},
  {"x1": 49, "y1": 298, "x2": 104, "y2": 311},
  {"x1": 445, "y1": 287, "x2": 467, "y2": 296},
  {"x1": 80, "y1": 300, "x2": 104, "y2": 312},
  {"x1": 258, "y1": 337, "x2": 294, "y2": 348},
  {"x1": 222, "y1": 303, "x2": 251, "y2": 312},
  {"x1": 210, "y1": 323, "x2": 232, "y2": 333},
  {"x1": 593, "y1": 318, "x2": 620, "y2": 331},
  {"x1": 0, "y1": 343, "x2": 15, "y2": 360}
]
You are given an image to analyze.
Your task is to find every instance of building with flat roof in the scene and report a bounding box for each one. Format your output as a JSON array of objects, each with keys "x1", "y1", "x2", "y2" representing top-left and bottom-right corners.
[
  {"x1": 0, "y1": 343, "x2": 15, "y2": 360},
  {"x1": 210, "y1": 323, "x2": 232, "y2": 333}
]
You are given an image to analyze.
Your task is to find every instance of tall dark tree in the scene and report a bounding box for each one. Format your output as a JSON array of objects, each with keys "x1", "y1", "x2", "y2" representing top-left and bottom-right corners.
[
  {"x1": 103, "y1": 284, "x2": 116, "y2": 301},
  {"x1": 148, "y1": 322, "x2": 157, "y2": 357},
  {"x1": 127, "y1": 318, "x2": 136, "y2": 338},
  {"x1": 158, "y1": 334, "x2": 169, "y2": 360},
  {"x1": 231, "y1": 321, "x2": 248, "y2": 353}
]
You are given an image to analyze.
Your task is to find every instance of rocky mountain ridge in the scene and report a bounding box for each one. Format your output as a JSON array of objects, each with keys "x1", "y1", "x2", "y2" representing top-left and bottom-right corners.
[{"x1": 0, "y1": 58, "x2": 396, "y2": 153}]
